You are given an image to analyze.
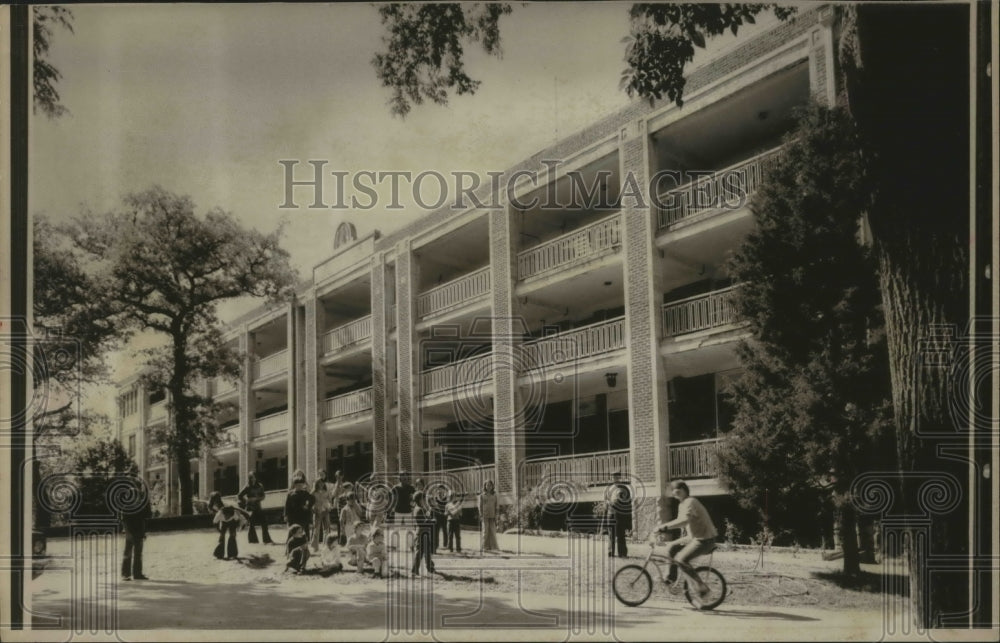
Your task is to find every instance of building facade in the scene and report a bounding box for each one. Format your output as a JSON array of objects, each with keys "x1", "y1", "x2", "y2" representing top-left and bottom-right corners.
[{"x1": 116, "y1": 6, "x2": 837, "y2": 532}]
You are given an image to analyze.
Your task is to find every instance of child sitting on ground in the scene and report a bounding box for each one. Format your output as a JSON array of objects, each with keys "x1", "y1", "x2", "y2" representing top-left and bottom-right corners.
[
  {"x1": 285, "y1": 524, "x2": 310, "y2": 574},
  {"x1": 346, "y1": 520, "x2": 369, "y2": 571},
  {"x1": 366, "y1": 527, "x2": 387, "y2": 578},
  {"x1": 316, "y1": 533, "x2": 344, "y2": 576}
]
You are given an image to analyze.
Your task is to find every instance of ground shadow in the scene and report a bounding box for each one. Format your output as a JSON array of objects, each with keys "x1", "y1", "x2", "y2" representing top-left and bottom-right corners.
[
  {"x1": 238, "y1": 553, "x2": 276, "y2": 570},
  {"x1": 811, "y1": 570, "x2": 908, "y2": 597}
]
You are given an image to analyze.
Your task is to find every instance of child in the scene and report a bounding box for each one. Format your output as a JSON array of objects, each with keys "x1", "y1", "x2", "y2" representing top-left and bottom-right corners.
[
  {"x1": 339, "y1": 492, "x2": 363, "y2": 546},
  {"x1": 367, "y1": 527, "x2": 387, "y2": 578},
  {"x1": 346, "y1": 520, "x2": 369, "y2": 571},
  {"x1": 316, "y1": 533, "x2": 344, "y2": 576},
  {"x1": 213, "y1": 500, "x2": 250, "y2": 560},
  {"x1": 285, "y1": 524, "x2": 311, "y2": 574},
  {"x1": 446, "y1": 493, "x2": 463, "y2": 553},
  {"x1": 410, "y1": 491, "x2": 435, "y2": 575},
  {"x1": 284, "y1": 474, "x2": 314, "y2": 541}
]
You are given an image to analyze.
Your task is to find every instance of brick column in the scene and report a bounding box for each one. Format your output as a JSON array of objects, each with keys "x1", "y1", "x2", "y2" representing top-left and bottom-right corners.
[
  {"x1": 238, "y1": 330, "x2": 253, "y2": 485},
  {"x1": 490, "y1": 204, "x2": 527, "y2": 502},
  {"x1": 301, "y1": 296, "x2": 318, "y2": 481},
  {"x1": 809, "y1": 6, "x2": 836, "y2": 106},
  {"x1": 198, "y1": 450, "x2": 209, "y2": 498},
  {"x1": 395, "y1": 242, "x2": 421, "y2": 473},
  {"x1": 620, "y1": 117, "x2": 672, "y2": 537},
  {"x1": 370, "y1": 253, "x2": 395, "y2": 475}
]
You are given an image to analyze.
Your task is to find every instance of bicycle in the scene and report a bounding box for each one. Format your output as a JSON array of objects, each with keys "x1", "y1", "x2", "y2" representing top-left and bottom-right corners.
[{"x1": 612, "y1": 541, "x2": 727, "y2": 610}]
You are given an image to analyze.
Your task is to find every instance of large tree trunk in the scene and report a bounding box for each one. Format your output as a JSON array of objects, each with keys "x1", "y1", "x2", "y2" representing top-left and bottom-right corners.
[
  {"x1": 175, "y1": 448, "x2": 193, "y2": 516},
  {"x1": 842, "y1": 3, "x2": 972, "y2": 628},
  {"x1": 838, "y1": 503, "x2": 861, "y2": 577}
]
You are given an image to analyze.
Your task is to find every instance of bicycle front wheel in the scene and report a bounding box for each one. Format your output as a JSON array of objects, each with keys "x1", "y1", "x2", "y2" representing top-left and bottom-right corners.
[
  {"x1": 612, "y1": 565, "x2": 653, "y2": 607},
  {"x1": 683, "y1": 566, "x2": 726, "y2": 610}
]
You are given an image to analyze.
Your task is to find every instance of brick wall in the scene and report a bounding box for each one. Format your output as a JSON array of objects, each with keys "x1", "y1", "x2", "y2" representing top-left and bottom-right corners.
[
  {"x1": 370, "y1": 255, "x2": 390, "y2": 474},
  {"x1": 302, "y1": 297, "x2": 318, "y2": 480},
  {"x1": 395, "y1": 245, "x2": 418, "y2": 473}
]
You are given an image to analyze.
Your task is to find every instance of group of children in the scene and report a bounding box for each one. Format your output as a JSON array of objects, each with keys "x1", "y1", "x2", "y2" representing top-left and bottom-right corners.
[
  {"x1": 285, "y1": 520, "x2": 388, "y2": 577},
  {"x1": 208, "y1": 470, "x2": 481, "y2": 579}
]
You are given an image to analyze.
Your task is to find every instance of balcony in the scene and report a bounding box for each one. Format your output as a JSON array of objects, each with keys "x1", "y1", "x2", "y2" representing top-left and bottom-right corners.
[
  {"x1": 656, "y1": 145, "x2": 785, "y2": 230},
  {"x1": 669, "y1": 438, "x2": 721, "y2": 478},
  {"x1": 252, "y1": 349, "x2": 288, "y2": 380},
  {"x1": 148, "y1": 400, "x2": 167, "y2": 422},
  {"x1": 521, "y1": 449, "x2": 629, "y2": 492},
  {"x1": 522, "y1": 317, "x2": 626, "y2": 370},
  {"x1": 321, "y1": 316, "x2": 372, "y2": 355},
  {"x1": 421, "y1": 353, "x2": 493, "y2": 397},
  {"x1": 662, "y1": 286, "x2": 741, "y2": 337},
  {"x1": 416, "y1": 266, "x2": 491, "y2": 318},
  {"x1": 213, "y1": 377, "x2": 238, "y2": 398},
  {"x1": 424, "y1": 464, "x2": 497, "y2": 498},
  {"x1": 323, "y1": 387, "x2": 373, "y2": 421},
  {"x1": 517, "y1": 213, "x2": 621, "y2": 280},
  {"x1": 252, "y1": 410, "x2": 288, "y2": 439}
]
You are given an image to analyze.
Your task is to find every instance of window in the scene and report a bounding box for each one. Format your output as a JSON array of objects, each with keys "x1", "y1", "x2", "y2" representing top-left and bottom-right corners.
[{"x1": 128, "y1": 435, "x2": 136, "y2": 457}]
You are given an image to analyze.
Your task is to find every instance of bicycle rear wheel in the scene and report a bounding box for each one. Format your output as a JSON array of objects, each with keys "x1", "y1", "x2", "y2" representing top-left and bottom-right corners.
[
  {"x1": 683, "y1": 566, "x2": 726, "y2": 610},
  {"x1": 612, "y1": 565, "x2": 653, "y2": 606}
]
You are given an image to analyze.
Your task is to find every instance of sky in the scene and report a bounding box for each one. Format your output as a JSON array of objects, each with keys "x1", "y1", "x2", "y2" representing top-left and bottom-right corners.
[{"x1": 29, "y1": 2, "x2": 778, "y2": 420}]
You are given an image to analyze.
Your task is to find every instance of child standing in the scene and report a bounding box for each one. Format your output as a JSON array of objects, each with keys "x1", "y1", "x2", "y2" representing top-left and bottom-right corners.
[
  {"x1": 285, "y1": 524, "x2": 311, "y2": 573},
  {"x1": 367, "y1": 527, "x2": 387, "y2": 578},
  {"x1": 446, "y1": 493, "x2": 463, "y2": 553},
  {"x1": 410, "y1": 491, "x2": 435, "y2": 576},
  {"x1": 338, "y1": 493, "x2": 363, "y2": 546}
]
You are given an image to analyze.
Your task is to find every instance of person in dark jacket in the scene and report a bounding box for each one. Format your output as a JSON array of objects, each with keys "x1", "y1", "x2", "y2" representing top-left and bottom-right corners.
[
  {"x1": 604, "y1": 471, "x2": 632, "y2": 558},
  {"x1": 410, "y1": 491, "x2": 435, "y2": 576},
  {"x1": 284, "y1": 472, "x2": 314, "y2": 541},
  {"x1": 237, "y1": 473, "x2": 272, "y2": 544},
  {"x1": 120, "y1": 480, "x2": 152, "y2": 581}
]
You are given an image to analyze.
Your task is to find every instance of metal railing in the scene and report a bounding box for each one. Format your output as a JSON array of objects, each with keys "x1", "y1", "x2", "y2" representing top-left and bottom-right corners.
[
  {"x1": 521, "y1": 449, "x2": 630, "y2": 491},
  {"x1": 656, "y1": 145, "x2": 785, "y2": 229},
  {"x1": 517, "y1": 212, "x2": 621, "y2": 280},
  {"x1": 323, "y1": 387, "x2": 373, "y2": 420},
  {"x1": 416, "y1": 266, "x2": 491, "y2": 318},
  {"x1": 668, "y1": 438, "x2": 721, "y2": 478},
  {"x1": 423, "y1": 464, "x2": 497, "y2": 497},
  {"x1": 522, "y1": 317, "x2": 626, "y2": 369},
  {"x1": 252, "y1": 349, "x2": 288, "y2": 380},
  {"x1": 252, "y1": 410, "x2": 288, "y2": 438},
  {"x1": 421, "y1": 352, "x2": 493, "y2": 396},
  {"x1": 321, "y1": 316, "x2": 372, "y2": 354},
  {"x1": 661, "y1": 285, "x2": 741, "y2": 337}
]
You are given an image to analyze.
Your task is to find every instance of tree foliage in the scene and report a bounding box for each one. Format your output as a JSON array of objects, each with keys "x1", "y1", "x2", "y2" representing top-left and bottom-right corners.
[
  {"x1": 33, "y1": 5, "x2": 74, "y2": 118},
  {"x1": 372, "y1": 3, "x2": 512, "y2": 117},
  {"x1": 64, "y1": 186, "x2": 298, "y2": 514},
  {"x1": 71, "y1": 438, "x2": 139, "y2": 517},
  {"x1": 718, "y1": 104, "x2": 894, "y2": 575},
  {"x1": 620, "y1": 3, "x2": 795, "y2": 106}
]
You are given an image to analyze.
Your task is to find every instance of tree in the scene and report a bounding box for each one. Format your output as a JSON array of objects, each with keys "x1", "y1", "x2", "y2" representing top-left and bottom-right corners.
[
  {"x1": 65, "y1": 187, "x2": 298, "y2": 515},
  {"x1": 372, "y1": 3, "x2": 512, "y2": 117},
  {"x1": 718, "y1": 104, "x2": 894, "y2": 576},
  {"x1": 70, "y1": 438, "x2": 138, "y2": 518},
  {"x1": 33, "y1": 5, "x2": 74, "y2": 118}
]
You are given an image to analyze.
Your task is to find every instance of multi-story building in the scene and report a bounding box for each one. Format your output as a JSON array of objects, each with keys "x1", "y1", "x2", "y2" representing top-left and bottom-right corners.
[{"x1": 116, "y1": 6, "x2": 836, "y2": 532}]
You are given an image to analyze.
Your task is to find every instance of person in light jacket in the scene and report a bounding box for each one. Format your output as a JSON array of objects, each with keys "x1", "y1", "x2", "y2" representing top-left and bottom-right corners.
[{"x1": 478, "y1": 480, "x2": 499, "y2": 553}]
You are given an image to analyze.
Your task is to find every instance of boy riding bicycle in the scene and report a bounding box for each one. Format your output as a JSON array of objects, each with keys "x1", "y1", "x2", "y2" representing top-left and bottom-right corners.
[{"x1": 651, "y1": 480, "x2": 717, "y2": 603}]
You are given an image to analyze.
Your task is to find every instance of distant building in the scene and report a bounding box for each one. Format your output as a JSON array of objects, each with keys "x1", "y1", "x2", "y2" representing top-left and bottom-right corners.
[{"x1": 116, "y1": 6, "x2": 836, "y2": 531}]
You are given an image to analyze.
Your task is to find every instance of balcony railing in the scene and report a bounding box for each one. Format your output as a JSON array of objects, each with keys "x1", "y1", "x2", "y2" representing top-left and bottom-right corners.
[
  {"x1": 656, "y1": 145, "x2": 785, "y2": 229},
  {"x1": 421, "y1": 352, "x2": 493, "y2": 397},
  {"x1": 321, "y1": 316, "x2": 372, "y2": 354},
  {"x1": 416, "y1": 266, "x2": 491, "y2": 318},
  {"x1": 213, "y1": 377, "x2": 238, "y2": 397},
  {"x1": 148, "y1": 400, "x2": 167, "y2": 421},
  {"x1": 669, "y1": 438, "x2": 721, "y2": 478},
  {"x1": 517, "y1": 212, "x2": 621, "y2": 280},
  {"x1": 423, "y1": 464, "x2": 497, "y2": 497},
  {"x1": 252, "y1": 411, "x2": 288, "y2": 438},
  {"x1": 323, "y1": 387, "x2": 373, "y2": 420},
  {"x1": 252, "y1": 349, "x2": 288, "y2": 380},
  {"x1": 661, "y1": 285, "x2": 741, "y2": 337},
  {"x1": 521, "y1": 449, "x2": 630, "y2": 492},
  {"x1": 522, "y1": 317, "x2": 626, "y2": 369}
]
